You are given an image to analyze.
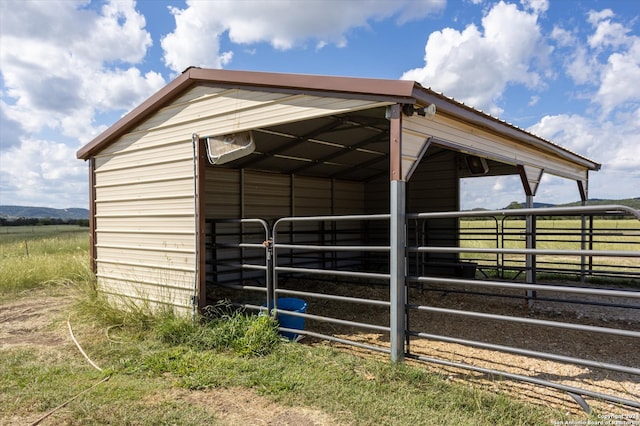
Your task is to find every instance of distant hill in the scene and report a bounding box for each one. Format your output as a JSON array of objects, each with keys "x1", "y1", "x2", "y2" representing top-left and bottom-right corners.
[
  {"x1": 503, "y1": 198, "x2": 640, "y2": 210},
  {"x1": 0, "y1": 205, "x2": 89, "y2": 220},
  {"x1": 2, "y1": 198, "x2": 637, "y2": 221}
]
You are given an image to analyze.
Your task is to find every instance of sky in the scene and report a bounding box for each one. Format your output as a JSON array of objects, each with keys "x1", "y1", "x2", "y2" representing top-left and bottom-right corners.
[{"x1": 0, "y1": 0, "x2": 639, "y2": 211}]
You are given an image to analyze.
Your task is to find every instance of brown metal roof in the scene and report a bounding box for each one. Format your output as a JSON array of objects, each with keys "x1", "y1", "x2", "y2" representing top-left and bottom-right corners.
[{"x1": 76, "y1": 68, "x2": 600, "y2": 172}]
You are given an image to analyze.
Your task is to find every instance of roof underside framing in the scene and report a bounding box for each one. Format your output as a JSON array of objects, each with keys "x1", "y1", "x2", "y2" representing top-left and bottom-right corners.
[
  {"x1": 215, "y1": 107, "x2": 392, "y2": 182},
  {"x1": 403, "y1": 114, "x2": 590, "y2": 184}
]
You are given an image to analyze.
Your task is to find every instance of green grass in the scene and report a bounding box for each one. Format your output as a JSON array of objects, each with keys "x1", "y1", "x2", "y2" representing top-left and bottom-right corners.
[
  {"x1": 0, "y1": 225, "x2": 90, "y2": 295},
  {"x1": 459, "y1": 219, "x2": 640, "y2": 283},
  {"x1": 2, "y1": 285, "x2": 573, "y2": 425}
]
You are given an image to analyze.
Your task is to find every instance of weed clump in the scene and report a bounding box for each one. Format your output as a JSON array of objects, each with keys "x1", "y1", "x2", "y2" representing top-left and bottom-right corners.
[{"x1": 156, "y1": 301, "x2": 280, "y2": 357}]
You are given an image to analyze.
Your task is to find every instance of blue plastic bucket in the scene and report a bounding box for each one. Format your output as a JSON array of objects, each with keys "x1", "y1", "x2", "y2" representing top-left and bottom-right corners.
[{"x1": 264, "y1": 298, "x2": 307, "y2": 340}]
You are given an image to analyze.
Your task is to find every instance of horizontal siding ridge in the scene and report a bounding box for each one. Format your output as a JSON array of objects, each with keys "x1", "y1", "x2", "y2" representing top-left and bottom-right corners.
[
  {"x1": 96, "y1": 229, "x2": 194, "y2": 235},
  {"x1": 139, "y1": 93, "x2": 307, "y2": 136},
  {"x1": 96, "y1": 194, "x2": 193, "y2": 204},
  {"x1": 94, "y1": 175, "x2": 193, "y2": 189},
  {"x1": 94, "y1": 212, "x2": 194, "y2": 219},
  {"x1": 95, "y1": 243, "x2": 194, "y2": 254},
  {"x1": 94, "y1": 157, "x2": 193, "y2": 175},
  {"x1": 94, "y1": 138, "x2": 192, "y2": 160},
  {"x1": 162, "y1": 87, "x2": 237, "y2": 110},
  {"x1": 96, "y1": 258, "x2": 195, "y2": 272},
  {"x1": 96, "y1": 274, "x2": 195, "y2": 291}
]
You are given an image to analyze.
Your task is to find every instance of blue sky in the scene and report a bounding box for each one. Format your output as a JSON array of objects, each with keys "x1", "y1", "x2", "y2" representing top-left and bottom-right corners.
[{"x1": 1, "y1": 0, "x2": 639, "y2": 210}]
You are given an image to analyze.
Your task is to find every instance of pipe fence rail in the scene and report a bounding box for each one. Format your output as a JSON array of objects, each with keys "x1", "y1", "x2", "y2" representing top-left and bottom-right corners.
[
  {"x1": 407, "y1": 205, "x2": 640, "y2": 411},
  {"x1": 271, "y1": 214, "x2": 393, "y2": 354},
  {"x1": 206, "y1": 205, "x2": 640, "y2": 412}
]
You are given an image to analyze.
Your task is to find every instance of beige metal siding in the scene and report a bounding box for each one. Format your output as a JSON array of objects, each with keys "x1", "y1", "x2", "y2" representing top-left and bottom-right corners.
[
  {"x1": 407, "y1": 150, "x2": 458, "y2": 213},
  {"x1": 294, "y1": 176, "x2": 332, "y2": 216},
  {"x1": 134, "y1": 86, "x2": 393, "y2": 139},
  {"x1": 204, "y1": 169, "x2": 366, "y2": 219},
  {"x1": 94, "y1": 128, "x2": 196, "y2": 314},
  {"x1": 407, "y1": 150, "x2": 460, "y2": 267},
  {"x1": 404, "y1": 115, "x2": 588, "y2": 182},
  {"x1": 401, "y1": 129, "x2": 431, "y2": 181},
  {"x1": 364, "y1": 176, "x2": 390, "y2": 214}
]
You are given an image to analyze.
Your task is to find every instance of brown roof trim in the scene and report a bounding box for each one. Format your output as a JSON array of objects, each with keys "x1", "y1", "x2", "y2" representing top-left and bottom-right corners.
[
  {"x1": 188, "y1": 67, "x2": 416, "y2": 98},
  {"x1": 77, "y1": 68, "x2": 416, "y2": 160},
  {"x1": 77, "y1": 70, "x2": 193, "y2": 159},
  {"x1": 76, "y1": 68, "x2": 600, "y2": 172}
]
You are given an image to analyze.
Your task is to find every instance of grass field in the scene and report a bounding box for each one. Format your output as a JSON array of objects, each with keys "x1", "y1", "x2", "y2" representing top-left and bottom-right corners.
[
  {"x1": 460, "y1": 219, "x2": 640, "y2": 250},
  {"x1": 0, "y1": 225, "x2": 90, "y2": 295},
  {"x1": 459, "y1": 219, "x2": 640, "y2": 281}
]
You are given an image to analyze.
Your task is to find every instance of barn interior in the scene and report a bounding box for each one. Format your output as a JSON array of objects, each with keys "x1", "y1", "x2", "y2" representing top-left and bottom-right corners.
[{"x1": 202, "y1": 104, "x2": 523, "y2": 318}]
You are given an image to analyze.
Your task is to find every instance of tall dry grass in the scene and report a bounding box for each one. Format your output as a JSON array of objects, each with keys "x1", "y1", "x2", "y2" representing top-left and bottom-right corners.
[{"x1": 0, "y1": 226, "x2": 91, "y2": 295}]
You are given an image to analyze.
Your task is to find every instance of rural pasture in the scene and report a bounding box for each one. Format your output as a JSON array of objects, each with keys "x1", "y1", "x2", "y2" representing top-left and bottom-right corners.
[{"x1": 0, "y1": 223, "x2": 638, "y2": 424}]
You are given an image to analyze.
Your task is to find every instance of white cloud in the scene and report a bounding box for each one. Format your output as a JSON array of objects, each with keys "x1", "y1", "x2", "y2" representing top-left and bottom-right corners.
[
  {"x1": 0, "y1": 0, "x2": 164, "y2": 135},
  {"x1": 529, "y1": 9, "x2": 640, "y2": 203},
  {"x1": 412, "y1": 2, "x2": 638, "y2": 207},
  {"x1": 0, "y1": 0, "x2": 165, "y2": 208},
  {"x1": 596, "y1": 38, "x2": 640, "y2": 114},
  {"x1": 528, "y1": 111, "x2": 640, "y2": 201},
  {"x1": 521, "y1": 0, "x2": 548, "y2": 14},
  {"x1": 0, "y1": 138, "x2": 88, "y2": 208},
  {"x1": 586, "y1": 9, "x2": 632, "y2": 50},
  {"x1": 160, "y1": 0, "x2": 445, "y2": 73},
  {"x1": 0, "y1": 103, "x2": 23, "y2": 151},
  {"x1": 555, "y1": 8, "x2": 639, "y2": 115},
  {"x1": 401, "y1": 1, "x2": 549, "y2": 115},
  {"x1": 460, "y1": 175, "x2": 525, "y2": 210}
]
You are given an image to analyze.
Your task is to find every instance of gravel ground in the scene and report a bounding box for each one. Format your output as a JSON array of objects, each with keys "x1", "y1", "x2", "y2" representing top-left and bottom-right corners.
[{"x1": 280, "y1": 278, "x2": 640, "y2": 416}]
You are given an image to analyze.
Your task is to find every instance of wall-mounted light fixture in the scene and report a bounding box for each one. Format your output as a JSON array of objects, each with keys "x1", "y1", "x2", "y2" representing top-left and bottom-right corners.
[
  {"x1": 402, "y1": 103, "x2": 436, "y2": 119},
  {"x1": 465, "y1": 155, "x2": 489, "y2": 175},
  {"x1": 205, "y1": 131, "x2": 255, "y2": 165}
]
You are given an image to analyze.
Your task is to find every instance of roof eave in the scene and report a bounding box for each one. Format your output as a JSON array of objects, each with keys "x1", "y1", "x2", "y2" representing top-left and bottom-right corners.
[
  {"x1": 411, "y1": 87, "x2": 601, "y2": 172},
  {"x1": 76, "y1": 71, "x2": 196, "y2": 160},
  {"x1": 76, "y1": 68, "x2": 601, "y2": 173},
  {"x1": 76, "y1": 69, "x2": 417, "y2": 160}
]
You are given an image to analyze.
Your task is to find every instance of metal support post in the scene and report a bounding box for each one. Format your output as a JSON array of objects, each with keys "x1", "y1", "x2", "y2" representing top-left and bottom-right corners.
[
  {"x1": 525, "y1": 195, "x2": 536, "y2": 307},
  {"x1": 390, "y1": 180, "x2": 406, "y2": 362},
  {"x1": 388, "y1": 103, "x2": 405, "y2": 362}
]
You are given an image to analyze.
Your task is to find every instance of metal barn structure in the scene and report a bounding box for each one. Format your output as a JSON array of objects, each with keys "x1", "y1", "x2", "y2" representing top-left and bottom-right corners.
[{"x1": 77, "y1": 69, "x2": 640, "y2": 411}]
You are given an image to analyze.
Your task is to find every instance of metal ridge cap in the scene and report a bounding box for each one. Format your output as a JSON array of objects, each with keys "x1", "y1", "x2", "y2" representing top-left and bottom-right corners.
[{"x1": 188, "y1": 68, "x2": 417, "y2": 97}]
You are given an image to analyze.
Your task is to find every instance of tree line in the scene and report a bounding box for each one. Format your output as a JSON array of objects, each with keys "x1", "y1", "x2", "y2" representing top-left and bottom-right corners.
[{"x1": 0, "y1": 217, "x2": 90, "y2": 227}]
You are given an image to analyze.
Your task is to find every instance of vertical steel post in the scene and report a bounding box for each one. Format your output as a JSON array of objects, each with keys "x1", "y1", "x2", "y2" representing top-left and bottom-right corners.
[
  {"x1": 390, "y1": 181, "x2": 406, "y2": 362},
  {"x1": 525, "y1": 194, "x2": 536, "y2": 307},
  {"x1": 388, "y1": 104, "x2": 405, "y2": 362}
]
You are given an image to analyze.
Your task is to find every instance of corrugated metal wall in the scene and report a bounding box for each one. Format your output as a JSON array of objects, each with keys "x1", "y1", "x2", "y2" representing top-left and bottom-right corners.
[
  {"x1": 362, "y1": 149, "x2": 460, "y2": 272},
  {"x1": 204, "y1": 168, "x2": 367, "y2": 290},
  {"x1": 93, "y1": 133, "x2": 197, "y2": 314},
  {"x1": 407, "y1": 150, "x2": 460, "y2": 271},
  {"x1": 204, "y1": 169, "x2": 366, "y2": 221}
]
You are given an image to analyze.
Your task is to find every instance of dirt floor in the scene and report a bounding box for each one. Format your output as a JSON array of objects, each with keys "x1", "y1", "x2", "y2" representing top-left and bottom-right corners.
[
  {"x1": 271, "y1": 278, "x2": 640, "y2": 417},
  {"x1": 0, "y1": 291, "x2": 340, "y2": 426}
]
